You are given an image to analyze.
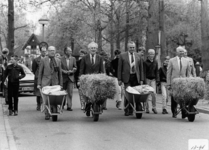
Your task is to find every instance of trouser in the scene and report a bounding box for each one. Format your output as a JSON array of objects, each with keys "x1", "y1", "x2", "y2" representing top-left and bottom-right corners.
[
  {"x1": 36, "y1": 96, "x2": 42, "y2": 106},
  {"x1": 124, "y1": 74, "x2": 139, "y2": 113},
  {"x1": 4, "y1": 85, "x2": 8, "y2": 104},
  {"x1": 8, "y1": 82, "x2": 19, "y2": 111},
  {"x1": 114, "y1": 78, "x2": 123, "y2": 102},
  {"x1": 161, "y1": 82, "x2": 168, "y2": 109},
  {"x1": 146, "y1": 79, "x2": 156, "y2": 109},
  {"x1": 63, "y1": 80, "x2": 74, "y2": 108}
]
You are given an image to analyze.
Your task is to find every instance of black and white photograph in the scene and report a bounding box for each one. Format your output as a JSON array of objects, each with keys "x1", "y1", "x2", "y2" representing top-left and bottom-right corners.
[{"x1": 0, "y1": 0, "x2": 209, "y2": 150}]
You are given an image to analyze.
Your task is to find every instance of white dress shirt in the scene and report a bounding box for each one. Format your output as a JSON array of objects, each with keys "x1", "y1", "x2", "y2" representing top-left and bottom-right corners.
[
  {"x1": 90, "y1": 54, "x2": 96, "y2": 64},
  {"x1": 128, "y1": 52, "x2": 136, "y2": 74}
]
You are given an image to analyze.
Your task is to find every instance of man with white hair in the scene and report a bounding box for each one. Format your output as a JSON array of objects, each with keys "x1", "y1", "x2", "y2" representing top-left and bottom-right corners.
[
  {"x1": 79, "y1": 42, "x2": 104, "y2": 116},
  {"x1": 38, "y1": 46, "x2": 63, "y2": 120},
  {"x1": 184, "y1": 49, "x2": 196, "y2": 77},
  {"x1": 144, "y1": 49, "x2": 159, "y2": 114},
  {"x1": 167, "y1": 46, "x2": 191, "y2": 118},
  {"x1": 118, "y1": 41, "x2": 144, "y2": 116}
]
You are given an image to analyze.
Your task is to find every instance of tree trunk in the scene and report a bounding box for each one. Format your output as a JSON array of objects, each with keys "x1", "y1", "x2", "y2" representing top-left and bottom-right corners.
[
  {"x1": 110, "y1": 0, "x2": 114, "y2": 59},
  {"x1": 201, "y1": 0, "x2": 209, "y2": 71},
  {"x1": 0, "y1": 37, "x2": 3, "y2": 52},
  {"x1": 95, "y1": 0, "x2": 102, "y2": 52},
  {"x1": 146, "y1": 0, "x2": 160, "y2": 53},
  {"x1": 159, "y1": 0, "x2": 166, "y2": 67},
  {"x1": 125, "y1": 0, "x2": 130, "y2": 52},
  {"x1": 7, "y1": 0, "x2": 15, "y2": 57}
]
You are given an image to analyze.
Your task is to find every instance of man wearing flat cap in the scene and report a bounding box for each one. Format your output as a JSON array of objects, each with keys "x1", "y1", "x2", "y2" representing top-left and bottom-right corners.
[{"x1": 167, "y1": 46, "x2": 191, "y2": 118}]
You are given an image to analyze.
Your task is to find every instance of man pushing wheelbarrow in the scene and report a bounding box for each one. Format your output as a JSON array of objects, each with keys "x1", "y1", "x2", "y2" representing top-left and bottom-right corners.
[{"x1": 37, "y1": 46, "x2": 63, "y2": 120}]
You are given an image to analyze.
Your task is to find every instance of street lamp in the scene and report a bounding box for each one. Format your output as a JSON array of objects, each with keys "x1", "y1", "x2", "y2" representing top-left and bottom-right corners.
[{"x1": 38, "y1": 15, "x2": 49, "y2": 41}]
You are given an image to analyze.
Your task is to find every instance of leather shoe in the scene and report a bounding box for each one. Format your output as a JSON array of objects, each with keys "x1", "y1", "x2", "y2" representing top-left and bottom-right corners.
[
  {"x1": 146, "y1": 109, "x2": 150, "y2": 113},
  {"x1": 36, "y1": 105, "x2": 41, "y2": 111},
  {"x1": 67, "y1": 107, "x2": 73, "y2": 111},
  {"x1": 152, "y1": 108, "x2": 158, "y2": 114},
  {"x1": 172, "y1": 114, "x2": 177, "y2": 118},
  {"x1": 124, "y1": 111, "x2": 129, "y2": 116},
  {"x1": 102, "y1": 107, "x2": 107, "y2": 110},
  {"x1": 14, "y1": 111, "x2": 18, "y2": 116},
  {"x1": 162, "y1": 109, "x2": 168, "y2": 114},
  {"x1": 9, "y1": 110, "x2": 13, "y2": 116}
]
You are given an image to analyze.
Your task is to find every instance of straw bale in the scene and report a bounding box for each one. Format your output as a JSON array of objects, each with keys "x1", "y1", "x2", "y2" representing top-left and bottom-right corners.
[
  {"x1": 79, "y1": 74, "x2": 117, "y2": 103},
  {"x1": 171, "y1": 77, "x2": 205, "y2": 103}
]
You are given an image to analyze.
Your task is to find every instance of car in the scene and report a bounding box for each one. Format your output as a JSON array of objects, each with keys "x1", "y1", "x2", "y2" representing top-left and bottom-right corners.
[{"x1": 1, "y1": 63, "x2": 34, "y2": 97}]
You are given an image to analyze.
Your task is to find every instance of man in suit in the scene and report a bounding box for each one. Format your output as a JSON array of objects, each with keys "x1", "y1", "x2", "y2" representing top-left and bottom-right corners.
[
  {"x1": 79, "y1": 42, "x2": 104, "y2": 115},
  {"x1": 37, "y1": 46, "x2": 63, "y2": 120},
  {"x1": 32, "y1": 46, "x2": 47, "y2": 111},
  {"x1": 118, "y1": 41, "x2": 144, "y2": 116},
  {"x1": 184, "y1": 49, "x2": 196, "y2": 77},
  {"x1": 79, "y1": 42, "x2": 104, "y2": 75},
  {"x1": 61, "y1": 47, "x2": 77, "y2": 111},
  {"x1": 167, "y1": 46, "x2": 191, "y2": 118}
]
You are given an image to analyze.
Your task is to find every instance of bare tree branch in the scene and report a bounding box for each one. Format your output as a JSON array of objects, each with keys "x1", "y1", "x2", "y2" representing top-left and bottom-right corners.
[{"x1": 14, "y1": 25, "x2": 27, "y2": 30}]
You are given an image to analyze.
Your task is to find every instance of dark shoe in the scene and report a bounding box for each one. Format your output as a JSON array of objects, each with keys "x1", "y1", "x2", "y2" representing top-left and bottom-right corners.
[
  {"x1": 162, "y1": 109, "x2": 168, "y2": 114},
  {"x1": 45, "y1": 115, "x2": 50, "y2": 120},
  {"x1": 36, "y1": 105, "x2": 41, "y2": 111},
  {"x1": 124, "y1": 111, "x2": 129, "y2": 116},
  {"x1": 146, "y1": 109, "x2": 150, "y2": 113},
  {"x1": 182, "y1": 112, "x2": 187, "y2": 119},
  {"x1": 172, "y1": 114, "x2": 177, "y2": 118},
  {"x1": 102, "y1": 107, "x2": 107, "y2": 110},
  {"x1": 152, "y1": 108, "x2": 158, "y2": 114},
  {"x1": 67, "y1": 107, "x2": 73, "y2": 111},
  {"x1": 14, "y1": 111, "x2": 18, "y2": 116},
  {"x1": 9, "y1": 110, "x2": 13, "y2": 116}
]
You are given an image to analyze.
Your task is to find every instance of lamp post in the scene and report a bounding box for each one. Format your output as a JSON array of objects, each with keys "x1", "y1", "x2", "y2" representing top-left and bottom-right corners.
[{"x1": 38, "y1": 15, "x2": 49, "y2": 42}]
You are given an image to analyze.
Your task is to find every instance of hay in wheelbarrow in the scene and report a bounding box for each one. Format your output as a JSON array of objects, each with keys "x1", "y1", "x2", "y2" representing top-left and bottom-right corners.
[
  {"x1": 171, "y1": 77, "x2": 205, "y2": 104},
  {"x1": 79, "y1": 74, "x2": 117, "y2": 104}
]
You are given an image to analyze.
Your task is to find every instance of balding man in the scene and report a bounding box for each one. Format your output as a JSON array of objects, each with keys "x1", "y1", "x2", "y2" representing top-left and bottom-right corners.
[
  {"x1": 38, "y1": 46, "x2": 63, "y2": 120},
  {"x1": 118, "y1": 41, "x2": 144, "y2": 116},
  {"x1": 79, "y1": 42, "x2": 104, "y2": 115},
  {"x1": 167, "y1": 46, "x2": 191, "y2": 118},
  {"x1": 184, "y1": 49, "x2": 196, "y2": 77},
  {"x1": 144, "y1": 49, "x2": 159, "y2": 114}
]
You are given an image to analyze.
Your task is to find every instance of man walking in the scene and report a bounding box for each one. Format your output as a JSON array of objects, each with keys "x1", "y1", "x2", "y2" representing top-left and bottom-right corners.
[
  {"x1": 118, "y1": 41, "x2": 144, "y2": 116},
  {"x1": 3, "y1": 55, "x2": 26, "y2": 116},
  {"x1": 0, "y1": 48, "x2": 9, "y2": 105},
  {"x1": 79, "y1": 42, "x2": 104, "y2": 115},
  {"x1": 32, "y1": 46, "x2": 47, "y2": 111},
  {"x1": 167, "y1": 46, "x2": 191, "y2": 118},
  {"x1": 38, "y1": 46, "x2": 63, "y2": 120},
  {"x1": 61, "y1": 47, "x2": 77, "y2": 111},
  {"x1": 144, "y1": 49, "x2": 159, "y2": 114}
]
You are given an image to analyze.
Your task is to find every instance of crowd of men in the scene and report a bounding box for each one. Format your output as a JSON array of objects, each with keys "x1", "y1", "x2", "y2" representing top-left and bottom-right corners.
[{"x1": 0, "y1": 41, "x2": 202, "y2": 120}]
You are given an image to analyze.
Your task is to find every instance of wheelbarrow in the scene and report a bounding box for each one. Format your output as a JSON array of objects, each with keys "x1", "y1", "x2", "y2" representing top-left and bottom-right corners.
[
  {"x1": 84, "y1": 97, "x2": 104, "y2": 122},
  {"x1": 125, "y1": 89, "x2": 150, "y2": 119},
  {"x1": 39, "y1": 87, "x2": 67, "y2": 122},
  {"x1": 174, "y1": 98, "x2": 199, "y2": 122}
]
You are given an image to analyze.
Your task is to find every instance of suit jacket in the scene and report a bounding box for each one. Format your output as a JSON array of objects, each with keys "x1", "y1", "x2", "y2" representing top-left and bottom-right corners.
[
  {"x1": 38, "y1": 56, "x2": 63, "y2": 87},
  {"x1": 167, "y1": 56, "x2": 191, "y2": 86},
  {"x1": 117, "y1": 52, "x2": 144, "y2": 84},
  {"x1": 79, "y1": 54, "x2": 104, "y2": 76},
  {"x1": 32, "y1": 56, "x2": 42, "y2": 80},
  {"x1": 61, "y1": 56, "x2": 77, "y2": 83},
  {"x1": 186, "y1": 57, "x2": 196, "y2": 77}
]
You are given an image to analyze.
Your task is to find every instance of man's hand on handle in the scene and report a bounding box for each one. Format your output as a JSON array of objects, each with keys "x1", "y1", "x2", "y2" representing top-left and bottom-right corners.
[
  {"x1": 37, "y1": 85, "x2": 41, "y2": 89},
  {"x1": 118, "y1": 80, "x2": 122, "y2": 86}
]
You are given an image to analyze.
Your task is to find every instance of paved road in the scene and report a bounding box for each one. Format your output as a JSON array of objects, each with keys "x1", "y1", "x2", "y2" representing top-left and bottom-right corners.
[{"x1": 1, "y1": 90, "x2": 209, "y2": 150}]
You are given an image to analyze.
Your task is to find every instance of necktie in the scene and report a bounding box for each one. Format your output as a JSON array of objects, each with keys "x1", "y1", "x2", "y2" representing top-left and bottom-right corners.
[
  {"x1": 92, "y1": 54, "x2": 94, "y2": 65},
  {"x1": 131, "y1": 53, "x2": 135, "y2": 73},
  {"x1": 180, "y1": 57, "x2": 182, "y2": 72},
  {"x1": 50, "y1": 58, "x2": 54, "y2": 71}
]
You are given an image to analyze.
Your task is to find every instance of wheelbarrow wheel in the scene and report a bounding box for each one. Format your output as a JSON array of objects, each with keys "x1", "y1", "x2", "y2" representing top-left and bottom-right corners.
[
  {"x1": 188, "y1": 106, "x2": 196, "y2": 122},
  {"x1": 93, "y1": 103, "x2": 100, "y2": 122},
  {"x1": 135, "y1": 103, "x2": 143, "y2": 119},
  {"x1": 51, "y1": 106, "x2": 58, "y2": 122}
]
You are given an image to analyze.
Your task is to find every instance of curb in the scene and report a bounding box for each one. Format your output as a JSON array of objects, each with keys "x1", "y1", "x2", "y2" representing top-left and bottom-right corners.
[{"x1": 0, "y1": 97, "x2": 17, "y2": 150}]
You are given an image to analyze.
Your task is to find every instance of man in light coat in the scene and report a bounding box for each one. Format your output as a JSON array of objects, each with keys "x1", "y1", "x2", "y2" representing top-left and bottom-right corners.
[{"x1": 167, "y1": 46, "x2": 191, "y2": 118}]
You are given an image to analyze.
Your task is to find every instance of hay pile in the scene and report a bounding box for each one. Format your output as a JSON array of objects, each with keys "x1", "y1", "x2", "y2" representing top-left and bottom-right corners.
[
  {"x1": 79, "y1": 74, "x2": 117, "y2": 104},
  {"x1": 171, "y1": 77, "x2": 205, "y2": 103}
]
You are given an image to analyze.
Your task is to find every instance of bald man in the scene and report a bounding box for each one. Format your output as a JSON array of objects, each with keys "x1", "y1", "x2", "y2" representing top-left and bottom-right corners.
[
  {"x1": 38, "y1": 46, "x2": 63, "y2": 120},
  {"x1": 167, "y1": 46, "x2": 191, "y2": 118}
]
